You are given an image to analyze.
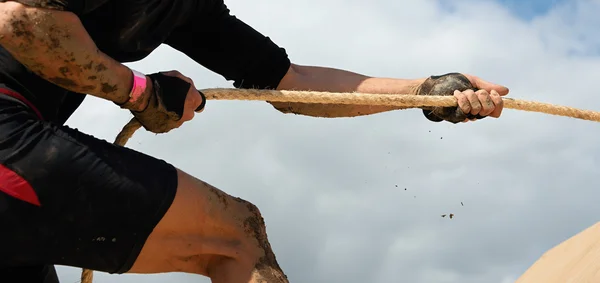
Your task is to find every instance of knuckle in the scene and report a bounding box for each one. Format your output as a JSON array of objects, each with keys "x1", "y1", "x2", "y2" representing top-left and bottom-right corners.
[
  {"x1": 457, "y1": 97, "x2": 470, "y2": 111},
  {"x1": 467, "y1": 92, "x2": 478, "y2": 101},
  {"x1": 476, "y1": 89, "x2": 489, "y2": 95},
  {"x1": 495, "y1": 96, "x2": 504, "y2": 105}
]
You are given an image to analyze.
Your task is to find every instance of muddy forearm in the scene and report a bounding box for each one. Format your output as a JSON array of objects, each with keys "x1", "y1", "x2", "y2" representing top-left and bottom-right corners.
[
  {"x1": 273, "y1": 64, "x2": 426, "y2": 118},
  {"x1": 0, "y1": 3, "x2": 134, "y2": 106}
]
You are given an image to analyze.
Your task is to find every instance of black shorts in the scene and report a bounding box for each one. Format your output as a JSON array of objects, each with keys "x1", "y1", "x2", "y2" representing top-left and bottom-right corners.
[{"x1": 0, "y1": 87, "x2": 179, "y2": 281}]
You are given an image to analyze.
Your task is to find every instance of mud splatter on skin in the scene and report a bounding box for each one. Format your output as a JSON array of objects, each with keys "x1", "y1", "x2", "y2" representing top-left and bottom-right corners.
[
  {"x1": 58, "y1": 66, "x2": 69, "y2": 76},
  {"x1": 243, "y1": 204, "x2": 288, "y2": 283},
  {"x1": 189, "y1": 178, "x2": 288, "y2": 282},
  {"x1": 95, "y1": 63, "x2": 107, "y2": 72},
  {"x1": 203, "y1": 178, "x2": 287, "y2": 281},
  {"x1": 49, "y1": 77, "x2": 77, "y2": 87},
  {"x1": 208, "y1": 187, "x2": 229, "y2": 209},
  {"x1": 101, "y1": 83, "x2": 117, "y2": 94},
  {"x1": 49, "y1": 37, "x2": 59, "y2": 48},
  {"x1": 81, "y1": 85, "x2": 95, "y2": 91},
  {"x1": 10, "y1": 19, "x2": 34, "y2": 45},
  {"x1": 82, "y1": 61, "x2": 93, "y2": 70},
  {"x1": 2, "y1": 4, "x2": 125, "y2": 99}
]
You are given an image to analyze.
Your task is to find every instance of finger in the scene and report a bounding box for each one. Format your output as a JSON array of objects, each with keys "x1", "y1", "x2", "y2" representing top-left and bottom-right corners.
[
  {"x1": 465, "y1": 74, "x2": 510, "y2": 96},
  {"x1": 175, "y1": 119, "x2": 186, "y2": 129},
  {"x1": 488, "y1": 90, "x2": 504, "y2": 118},
  {"x1": 181, "y1": 107, "x2": 195, "y2": 122},
  {"x1": 476, "y1": 89, "x2": 495, "y2": 116},
  {"x1": 180, "y1": 103, "x2": 195, "y2": 121},
  {"x1": 454, "y1": 90, "x2": 471, "y2": 115},
  {"x1": 464, "y1": 89, "x2": 482, "y2": 115}
]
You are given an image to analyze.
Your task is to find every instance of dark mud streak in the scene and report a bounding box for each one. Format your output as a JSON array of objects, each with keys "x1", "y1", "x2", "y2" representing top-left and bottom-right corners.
[
  {"x1": 10, "y1": 19, "x2": 34, "y2": 45},
  {"x1": 243, "y1": 204, "x2": 288, "y2": 282},
  {"x1": 58, "y1": 66, "x2": 69, "y2": 76},
  {"x1": 49, "y1": 77, "x2": 77, "y2": 87},
  {"x1": 81, "y1": 85, "x2": 95, "y2": 91},
  {"x1": 4, "y1": 4, "x2": 121, "y2": 97},
  {"x1": 95, "y1": 63, "x2": 107, "y2": 72},
  {"x1": 83, "y1": 61, "x2": 93, "y2": 70},
  {"x1": 208, "y1": 187, "x2": 229, "y2": 209},
  {"x1": 101, "y1": 83, "x2": 117, "y2": 93}
]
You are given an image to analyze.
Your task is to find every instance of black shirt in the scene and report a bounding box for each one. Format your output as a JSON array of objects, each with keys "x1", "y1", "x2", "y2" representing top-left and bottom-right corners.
[{"x1": 0, "y1": 0, "x2": 291, "y2": 124}]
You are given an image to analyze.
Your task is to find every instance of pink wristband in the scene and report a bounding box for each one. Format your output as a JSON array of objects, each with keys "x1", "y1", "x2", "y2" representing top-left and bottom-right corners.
[{"x1": 127, "y1": 69, "x2": 147, "y2": 104}]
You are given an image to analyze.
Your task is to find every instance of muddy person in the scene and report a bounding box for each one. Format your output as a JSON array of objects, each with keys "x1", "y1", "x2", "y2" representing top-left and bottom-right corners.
[{"x1": 0, "y1": 0, "x2": 509, "y2": 282}]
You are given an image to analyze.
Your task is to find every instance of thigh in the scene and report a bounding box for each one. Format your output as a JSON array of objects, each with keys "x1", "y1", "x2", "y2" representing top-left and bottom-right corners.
[{"x1": 0, "y1": 98, "x2": 178, "y2": 274}]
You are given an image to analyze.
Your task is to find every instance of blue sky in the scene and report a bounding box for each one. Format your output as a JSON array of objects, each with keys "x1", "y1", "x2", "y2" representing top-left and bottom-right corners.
[{"x1": 498, "y1": 0, "x2": 568, "y2": 19}]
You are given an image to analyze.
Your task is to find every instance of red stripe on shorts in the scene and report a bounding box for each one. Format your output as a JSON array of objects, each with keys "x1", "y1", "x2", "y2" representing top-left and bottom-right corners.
[{"x1": 0, "y1": 163, "x2": 41, "y2": 207}]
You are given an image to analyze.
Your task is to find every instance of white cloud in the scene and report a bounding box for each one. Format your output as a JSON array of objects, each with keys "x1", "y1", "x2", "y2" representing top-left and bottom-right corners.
[{"x1": 57, "y1": 0, "x2": 600, "y2": 282}]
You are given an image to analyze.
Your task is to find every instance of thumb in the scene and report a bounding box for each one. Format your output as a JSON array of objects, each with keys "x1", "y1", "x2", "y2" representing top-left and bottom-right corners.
[{"x1": 466, "y1": 74, "x2": 510, "y2": 96}]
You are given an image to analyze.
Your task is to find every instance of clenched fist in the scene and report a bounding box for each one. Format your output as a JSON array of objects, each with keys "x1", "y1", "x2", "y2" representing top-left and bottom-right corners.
[{"x1": 416, "y1": 73, "x2": 509, "y2": 123}]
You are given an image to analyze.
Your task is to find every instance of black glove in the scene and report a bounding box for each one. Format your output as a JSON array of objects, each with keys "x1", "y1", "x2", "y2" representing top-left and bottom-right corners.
[
  {"x1": 416, "y1": 72, "x2": 486, "y2": 124},
  {"x1": 126, "y1": 72, "x2": 205, "y2": 133}
]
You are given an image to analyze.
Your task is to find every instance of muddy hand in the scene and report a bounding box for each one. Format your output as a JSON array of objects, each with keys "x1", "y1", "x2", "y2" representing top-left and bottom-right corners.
[
  {"x1": 132, "y1": 71, "x2": 205, "y2": 133},
  {"x1": 417, "y1": 73, "x2": 509, "y2": 123}
]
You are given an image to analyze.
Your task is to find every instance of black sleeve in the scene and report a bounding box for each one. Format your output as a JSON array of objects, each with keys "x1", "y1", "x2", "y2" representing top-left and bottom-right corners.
[{"x1": 165, "y1": 0, "x2": 291, "y2": 90}]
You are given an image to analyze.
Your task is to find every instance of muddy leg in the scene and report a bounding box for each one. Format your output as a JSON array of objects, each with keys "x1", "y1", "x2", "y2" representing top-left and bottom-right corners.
[{"x1": 128, "y1": 169, "x2": 289, "y2": 283}]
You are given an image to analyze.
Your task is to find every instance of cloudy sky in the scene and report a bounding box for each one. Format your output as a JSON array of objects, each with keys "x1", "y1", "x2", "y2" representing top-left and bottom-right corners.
[{"x1": 56, "y1": 0, "x2": 600, "y2": 282}]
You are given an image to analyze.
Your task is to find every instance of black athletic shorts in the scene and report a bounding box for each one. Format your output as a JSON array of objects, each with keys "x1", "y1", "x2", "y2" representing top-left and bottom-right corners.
[{"x1": 0, "y1": 86, "x2": 179, "y2": 282}]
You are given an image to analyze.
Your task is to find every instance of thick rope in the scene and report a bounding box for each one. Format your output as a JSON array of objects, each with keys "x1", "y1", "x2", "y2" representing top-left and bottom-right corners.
[{"x1": 81, "y1": 88, "x2": 600, "y2": 283}]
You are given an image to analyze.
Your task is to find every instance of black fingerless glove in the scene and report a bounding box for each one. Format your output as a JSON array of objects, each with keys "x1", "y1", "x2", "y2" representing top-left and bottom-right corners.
[
  {"x1": 129, "y1": 72, "x2": 205, "y2": 133},
  {"x1": 417, "y1": 72, "x2": 486, "y2": 123},
  {"x1": 145, "y1": 72, "x2": 190, "y2": 120}
]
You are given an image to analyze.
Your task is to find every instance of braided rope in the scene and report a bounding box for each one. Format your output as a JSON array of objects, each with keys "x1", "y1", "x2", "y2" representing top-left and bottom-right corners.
[{"x1": 81, "y1": 88, "x2": 600, "y2": 283}]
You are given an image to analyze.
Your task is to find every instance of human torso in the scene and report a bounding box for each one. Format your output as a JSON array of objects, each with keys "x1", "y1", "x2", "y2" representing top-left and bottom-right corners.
[{"x1": 0, "y1": 0, "x2": 196, "y2": 124}]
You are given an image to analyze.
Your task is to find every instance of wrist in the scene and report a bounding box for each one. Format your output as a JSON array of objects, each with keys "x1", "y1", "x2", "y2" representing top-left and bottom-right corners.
[
  {"x1": 130, "y1": 76, "x2": 153, "y2": 112},
  {"x1": 380, "y1": 78, "x2": 425, "y2": 96},
  {"x1": 116, "y1": 69, "x2": 152, "y2": 112}
]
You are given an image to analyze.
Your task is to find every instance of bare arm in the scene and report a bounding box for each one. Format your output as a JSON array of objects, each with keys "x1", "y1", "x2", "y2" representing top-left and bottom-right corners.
[
  {"x1": 273, "y1": 63, "x2": 426, "y2": 118},
  {"x1": 0, "y1": 2, "x2": 149, "y2": 110}
]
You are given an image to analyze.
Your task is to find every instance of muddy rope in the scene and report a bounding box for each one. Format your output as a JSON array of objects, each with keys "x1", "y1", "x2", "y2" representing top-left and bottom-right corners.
[{"x1": 80, "y1": 88, "x2": 600, "y2": 283}]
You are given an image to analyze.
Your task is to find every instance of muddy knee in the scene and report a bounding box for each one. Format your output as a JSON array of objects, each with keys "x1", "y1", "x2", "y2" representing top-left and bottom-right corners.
[
  {"x1": 230, "y1": 199, "x2": 288, "y2": 282},
  {"x1": 195, "y1": 193, "x2": 288, "y2": 282},
  {"x1": 176, "y1": 171, "x2": 288, "y2": 281}
]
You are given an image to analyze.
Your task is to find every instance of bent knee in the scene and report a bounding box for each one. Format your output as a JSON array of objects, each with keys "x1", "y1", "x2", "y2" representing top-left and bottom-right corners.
[
  {"x1": 160, "y1": 169, "x2": 270, "y2": 251},
  {"x1": 133, "y1": 170, "x2": 285, "y2": 277}
]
